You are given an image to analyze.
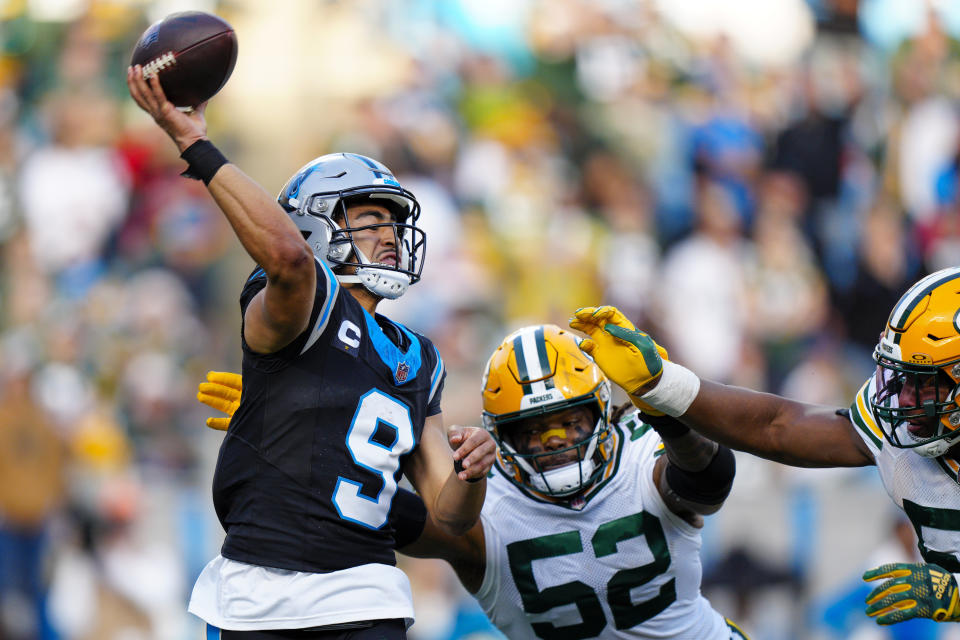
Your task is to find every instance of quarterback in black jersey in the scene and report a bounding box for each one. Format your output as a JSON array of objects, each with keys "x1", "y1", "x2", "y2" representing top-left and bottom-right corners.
[{"x1": 127, "y1": 66, "x2": 495, "y2": 638}]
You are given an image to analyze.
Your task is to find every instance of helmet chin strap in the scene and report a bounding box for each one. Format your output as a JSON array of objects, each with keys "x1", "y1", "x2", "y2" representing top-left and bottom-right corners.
[
  {"x1": 334, "y1": 246, "x2": 410, "y2": 300},
  {"x1": 914, "y1": 428, "x2": 960, "y2": 458}
]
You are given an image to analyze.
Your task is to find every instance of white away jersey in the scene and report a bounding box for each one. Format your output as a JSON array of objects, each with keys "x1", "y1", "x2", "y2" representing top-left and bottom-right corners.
[
  {"x1": 474, "y1": 416, "x2": 731, "y2": 639},
  {"x1": 849, "y1": 376, "x2": 960, "y2": 573}
]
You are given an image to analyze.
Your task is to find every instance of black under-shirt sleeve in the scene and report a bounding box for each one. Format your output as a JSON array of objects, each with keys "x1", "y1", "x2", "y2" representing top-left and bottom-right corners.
[
  {"x1": 239, "y1": 266, "x2": 268, "y2": 314},
  {"x1": 390, "y1": 488, "x2": 427, "y2": 549}
]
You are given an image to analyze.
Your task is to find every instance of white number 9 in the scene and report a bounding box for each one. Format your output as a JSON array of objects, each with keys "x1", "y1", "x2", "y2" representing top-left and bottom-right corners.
[{"x1": 333, "y1": 389, "x2": 415, "y2": 529}]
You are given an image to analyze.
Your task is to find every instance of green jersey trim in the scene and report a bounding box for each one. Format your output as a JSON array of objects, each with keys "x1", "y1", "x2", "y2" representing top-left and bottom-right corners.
[{"x1": 850, "y1": 379, "x2": 883, "y2": 450}]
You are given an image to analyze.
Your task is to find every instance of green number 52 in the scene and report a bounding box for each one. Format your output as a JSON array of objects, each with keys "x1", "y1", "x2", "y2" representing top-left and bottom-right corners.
[{"x1": 506, "y1": 511, "x2": 676, "y2": 640}]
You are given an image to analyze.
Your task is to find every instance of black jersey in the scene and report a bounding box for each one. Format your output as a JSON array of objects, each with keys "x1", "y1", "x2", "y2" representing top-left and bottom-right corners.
[{"x1": 212, "y1": 260, "x2": 445, "y2": 573}]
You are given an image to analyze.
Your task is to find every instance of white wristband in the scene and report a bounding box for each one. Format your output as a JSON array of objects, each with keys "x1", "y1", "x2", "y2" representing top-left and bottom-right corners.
[{"x1": 639, "y1": 361, "x2": 701, "y2": 417}]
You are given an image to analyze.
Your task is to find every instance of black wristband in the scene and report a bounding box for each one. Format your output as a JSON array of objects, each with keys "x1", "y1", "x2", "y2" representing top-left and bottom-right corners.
[
  {"x1": 639, "y1": 412, "x2": 690, "y2": 439},
  {"x1": 454, "y1": 458, "x2": 484, "y2": 483},
  {"x1": 180, "y1": 139, "x2": 228, "y2": 185}
]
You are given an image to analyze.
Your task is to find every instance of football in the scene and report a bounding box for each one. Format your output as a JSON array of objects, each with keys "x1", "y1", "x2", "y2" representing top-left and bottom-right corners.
[{"x1": 130, "y1": 11, "x2": 238, "y2": 108}]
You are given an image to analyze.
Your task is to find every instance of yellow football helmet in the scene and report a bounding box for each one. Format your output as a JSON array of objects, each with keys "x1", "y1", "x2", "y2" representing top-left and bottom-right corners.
[
  {"x1": 481, "y1": 324, "x2": 613, "y2": 498},
  {"x1": 873, "y1": 267, "x2": 960, "y2": 457}
]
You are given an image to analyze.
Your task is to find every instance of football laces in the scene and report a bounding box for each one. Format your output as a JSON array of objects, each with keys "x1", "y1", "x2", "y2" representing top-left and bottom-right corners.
[{"x1": 141, "y1": 52, "x2": 177, "y2": 79}]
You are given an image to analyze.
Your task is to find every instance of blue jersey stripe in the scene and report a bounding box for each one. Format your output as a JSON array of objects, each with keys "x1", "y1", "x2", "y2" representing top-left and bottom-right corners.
[
  {"x1": 299, "y1": 258, "x2": 341, "y2": 355},
  {"x1": 429, "y1": 343, "x2": 444, "y2": 404}
]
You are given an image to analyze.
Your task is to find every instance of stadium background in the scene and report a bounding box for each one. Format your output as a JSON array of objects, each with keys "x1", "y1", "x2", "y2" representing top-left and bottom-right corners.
[{"x1": 2, "y1": 0, "x2": 960, "y2": 638}]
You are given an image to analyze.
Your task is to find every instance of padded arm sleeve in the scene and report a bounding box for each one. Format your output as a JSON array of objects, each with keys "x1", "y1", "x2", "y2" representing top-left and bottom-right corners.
[{"x1": 663, "y1": 444, "x2": 736, "y2": 506}]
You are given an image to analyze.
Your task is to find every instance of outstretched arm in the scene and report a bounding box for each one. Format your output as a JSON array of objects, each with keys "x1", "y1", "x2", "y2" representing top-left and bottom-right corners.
[
  {"x1": 683, "y1": 381, "x2": 872, "y2": 467},
  {"x1": 571, "y1": 306, "x2": 874, "y2": 468},
  {"x1": 127, "y1": 67, "x2": 315, "y2": 354}
]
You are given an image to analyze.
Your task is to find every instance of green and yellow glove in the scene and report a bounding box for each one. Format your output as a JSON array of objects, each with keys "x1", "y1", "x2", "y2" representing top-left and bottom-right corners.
[
  {"x1": 569, "y1": 306, "x2": 667, "y2": 399},
  {"x1": 197, "y1": 370, "x2": 243, "y2": 431},
  {"x1": 864, "y1": 562, "x2": 960, "y2": 624}
]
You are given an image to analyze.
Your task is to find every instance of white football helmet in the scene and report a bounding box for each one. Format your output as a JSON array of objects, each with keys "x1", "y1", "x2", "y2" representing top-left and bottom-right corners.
[{"x1": 277, "y1": 153, "x2": 425, "y2": 299}]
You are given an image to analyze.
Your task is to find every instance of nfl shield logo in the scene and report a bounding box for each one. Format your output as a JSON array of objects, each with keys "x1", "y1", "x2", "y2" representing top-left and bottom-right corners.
[{"x1": 395, "y1": 361, "x2": 410, "y2": 383}]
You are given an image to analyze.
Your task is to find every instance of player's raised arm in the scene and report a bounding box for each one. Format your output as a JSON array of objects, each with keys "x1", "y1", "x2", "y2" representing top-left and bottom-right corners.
[
  {"x1": 126, "y1": 66, "x2": 315, "y2": 354},
  {"x1": 570, "y1": 305, "x2": 874, "y2": 468}
]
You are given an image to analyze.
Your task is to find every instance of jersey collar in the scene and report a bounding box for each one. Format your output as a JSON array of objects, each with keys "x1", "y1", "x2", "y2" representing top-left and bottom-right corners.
[{"x1": 361, "y1": 308, "x2": 421, "y2": 385}]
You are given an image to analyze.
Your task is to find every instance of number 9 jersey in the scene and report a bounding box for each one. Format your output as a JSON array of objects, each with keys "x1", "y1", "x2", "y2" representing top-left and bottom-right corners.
[
  {"x1": 191, "y1": 258, "x2": 445, "y2": 630},
  {"x1": 475, "y1": 414, "x2": 742, "y2": 639}
]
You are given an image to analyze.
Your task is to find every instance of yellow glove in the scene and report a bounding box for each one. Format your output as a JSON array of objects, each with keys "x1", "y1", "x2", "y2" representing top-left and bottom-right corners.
[
  {"x1": 864, "y1": 562, "x2": 960, "y2": 624},
  {"x1": 627, "y1": 343, "x2": 669, "y2": 417},
  {"x1": 197, "y1": 370, "x2": 243, "y2": 431},
  {"x1": 569, "y1": 306, "x2": 667, "y2": 398}
]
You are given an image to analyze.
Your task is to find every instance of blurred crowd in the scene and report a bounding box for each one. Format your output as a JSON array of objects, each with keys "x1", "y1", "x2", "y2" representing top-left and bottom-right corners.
[{"x1": 3, "y1": 0, "x2": 960, "y2": 639}]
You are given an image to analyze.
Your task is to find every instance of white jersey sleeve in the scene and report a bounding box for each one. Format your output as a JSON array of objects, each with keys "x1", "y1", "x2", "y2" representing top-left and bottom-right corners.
[{"x1": 848, "y1": 376, "x2": 883, "y2": 459}]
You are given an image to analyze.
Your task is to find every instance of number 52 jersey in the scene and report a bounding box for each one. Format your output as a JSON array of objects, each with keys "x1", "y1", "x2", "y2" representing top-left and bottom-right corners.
[{"x1": 475, "y1": 418, "x2": 733, "y2": 639}]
